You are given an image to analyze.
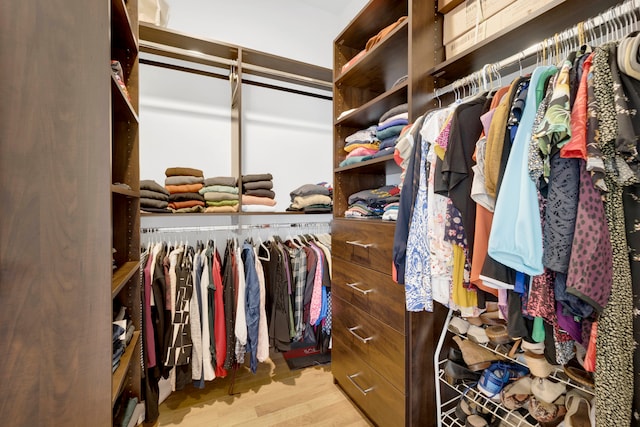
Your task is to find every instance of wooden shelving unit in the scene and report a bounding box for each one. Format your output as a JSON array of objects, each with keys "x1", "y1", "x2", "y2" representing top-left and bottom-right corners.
[
  {"x1": 110, "y1": 0, "x2": 142, "y2": 422},
  {"x1": 331, "y1": 2, "x2": 444, "y2": 426}
]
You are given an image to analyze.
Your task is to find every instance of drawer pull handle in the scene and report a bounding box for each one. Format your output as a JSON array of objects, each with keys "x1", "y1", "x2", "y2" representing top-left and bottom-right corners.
[
  {"x1": 348, "y1": 326, "x2": 373, "y2": 344},
  {"x1": 345, "y1": 240, "x2": 374, "y2": 249},
  {"x1": 346, "y1": 282, "x2": 373, "y2": 295},
  {"x1": 347, "y1": 373, "x2": 374, "y2": 395}
]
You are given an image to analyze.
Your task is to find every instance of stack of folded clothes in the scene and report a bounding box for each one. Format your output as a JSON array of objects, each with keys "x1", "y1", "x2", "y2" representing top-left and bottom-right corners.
[
  {"x1": 375, "y1": 103, "x2": 409, "y2": 157},
  {"x1": 345, "y1": 185, "x2": 400, "y2": 218},
  {"x1": 140, "y1": 180, "x2": 170, "y2": 213},
  {"x1": 241, "y1": 173, "x2": 276, "y2": 212},
  {"x1": 382, "y1": 201, "x2": 399, "y2": 221},
  {"x1": 199, "y1": 176, "x2": 239, "y2": 213},
  {"x1": 165, "y1": 167, "x2": 205, "y2": 213},
  {"x1": 112, "y1": 304, "x2": 134, "y2": 374},
  {"x1": 340, "y1": 125, "x2": 380, "y2": 167},
  {"x1": 286, "y1": 182, "x2": 333, "y2": 213}
]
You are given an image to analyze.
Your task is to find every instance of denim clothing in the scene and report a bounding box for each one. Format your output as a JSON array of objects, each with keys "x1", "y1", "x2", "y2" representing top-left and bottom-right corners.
[{"x1": 242, "y1": 243, "x2": 261, "y2": 373}]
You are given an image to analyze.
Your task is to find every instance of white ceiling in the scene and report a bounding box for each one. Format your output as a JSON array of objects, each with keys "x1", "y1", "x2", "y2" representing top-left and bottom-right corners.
[{"x1": 297, "y1": 0, "x2": 364, "y2": 15}]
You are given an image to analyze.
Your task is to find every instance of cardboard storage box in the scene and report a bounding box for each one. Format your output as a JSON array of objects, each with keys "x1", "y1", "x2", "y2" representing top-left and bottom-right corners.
[
  {"x1": 445, "y1": 0, "x2": 554, "y2": 58},
  {"x1": 443, "y1": 0, "x2": 516, "y2": 45}
]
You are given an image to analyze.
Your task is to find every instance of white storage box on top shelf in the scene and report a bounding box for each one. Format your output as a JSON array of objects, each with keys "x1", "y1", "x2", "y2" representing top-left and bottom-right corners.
[
  {"x1": 442, "y1": 0, "x2": 516, "y2": 45},
  {"x1": 444, "y1": 0, "x2": 555, "y2": 58}
]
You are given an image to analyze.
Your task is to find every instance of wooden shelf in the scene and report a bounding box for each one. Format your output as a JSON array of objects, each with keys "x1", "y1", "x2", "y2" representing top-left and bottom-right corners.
[
  {"x1": 429, "y1": 0, "x2": 621, "y2": 82},
  {"x1": 140, "y1": 22, "x2": 238, "y2": 66},
  {"x1": 111, "y1": 0, "x2": 137, "y2": 52},
  {"x1": 335, "y1": 154, "x2": 395, "y2": 173},
  {"x1": 112, "y1": 261, "x2": 140, "y2": 298},
  {"x1": 111, "y1": 75, "x2": 139, "y2": 123},
  {"x1": 111, "y1": 331, "x2": 141, "y2": 405},
  {"x1": 140, "y1": 211, "x2": 332, "y2": 217},
  {"x1": 335, "y1": 82, "x2": 407, "y2": 128},
  {"x1": 139, "y1": 23, "x2": 331, "y2": 91},
  {"x1": 334, "y1": 0, "x2": 408, "y2": 49},
  {"x1": 112, "y1": 184, "x2": 139, "y2": 197},
  {"x1": 333, "y1": 216, "x2": 398, "y2": 226},
  {"x1": 335, "y1": 22, "x2": 408, "y2": 91},
  {"x1": 241, "y1": 48, "x2": 332, "y2": 91}
]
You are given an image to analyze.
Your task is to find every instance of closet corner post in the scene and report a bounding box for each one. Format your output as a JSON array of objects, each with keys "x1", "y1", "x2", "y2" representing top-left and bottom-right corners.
[{"x1": 231, "y1": 49, "x2": 243, "y2": 183}]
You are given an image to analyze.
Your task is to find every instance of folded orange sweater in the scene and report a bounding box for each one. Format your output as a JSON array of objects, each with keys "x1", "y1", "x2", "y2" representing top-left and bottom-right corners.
[
  {"x1": 168, "y1": 200, "x2": 205, "y2": 209},
  {"x1": 165, "y1": 183, "x2": 203, "y2": 194}
]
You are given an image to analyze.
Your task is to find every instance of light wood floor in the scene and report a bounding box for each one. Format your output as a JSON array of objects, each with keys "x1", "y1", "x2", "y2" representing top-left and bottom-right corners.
[{"x1": 150, "y1": 351, "x2": 372, "y2": 427}]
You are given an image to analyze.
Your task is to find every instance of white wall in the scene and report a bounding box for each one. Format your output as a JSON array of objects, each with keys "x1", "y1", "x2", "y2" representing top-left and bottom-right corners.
[
  {"x1": 139, "y1": 1, "x2": 367, "y2": 224},
  {"x1": 139, "y1": 63, "x2": 233, "y2": 185},
  {"x1": 163, "y1": 0, "x2": 367, "y2": 68}
]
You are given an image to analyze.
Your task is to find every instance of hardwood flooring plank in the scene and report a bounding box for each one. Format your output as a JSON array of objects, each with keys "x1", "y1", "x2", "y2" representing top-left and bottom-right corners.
[{"x1": 151, "y1": 350, "x2": 371, "y2": 427}]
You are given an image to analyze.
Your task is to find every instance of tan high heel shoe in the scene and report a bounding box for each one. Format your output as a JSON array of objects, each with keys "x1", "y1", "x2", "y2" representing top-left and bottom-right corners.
[{"x1": 453, "y1": 335, "x2": 504, "y2": 371}]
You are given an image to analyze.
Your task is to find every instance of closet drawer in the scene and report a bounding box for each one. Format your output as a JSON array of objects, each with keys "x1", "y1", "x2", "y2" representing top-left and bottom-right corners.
[
  {"x1": 332, "y1": 257, "x2": 405, "y2": 334},
  {"x1": 332, "y1": 218, "x2": 395, "y2": 276},
  {"x1": 332, "y1": 295, "x2": 405, "y2": 392},
  {"x1": 333, "y1": 341, "x2": 405, "y2": 427}
]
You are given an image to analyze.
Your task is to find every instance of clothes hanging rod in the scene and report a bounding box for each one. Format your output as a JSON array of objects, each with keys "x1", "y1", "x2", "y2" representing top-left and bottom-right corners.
[
  {"x1": 433, "y1": 0, "x2": 640, "y2": 99},
  {"x1": 141, "y1": 221, "x2": 331, "y2": 234},
  {"x1": 139, "y1": 40, "x2": 333, "y2": 90},
  {"x1": 139, "y1": 57, "x2": 333, "y2": 100}
]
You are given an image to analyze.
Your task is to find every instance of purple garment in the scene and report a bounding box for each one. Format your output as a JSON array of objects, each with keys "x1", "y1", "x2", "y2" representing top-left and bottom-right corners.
[
  {"x1": 565, "y1": 159, "x2": 613, "y2": 314},
  {"x1": 556, "y1": 301, "x2": 583, "y2": 344}
]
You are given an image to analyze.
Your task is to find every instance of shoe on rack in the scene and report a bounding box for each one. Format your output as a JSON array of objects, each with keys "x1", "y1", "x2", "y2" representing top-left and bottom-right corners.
[
  {"x1": 449, "y1": 316, "x2": 471, "y2": 335},
  {"x1": 528, "y1": 395, "x2": 567, "y2": 425},
  {"x1": 478, "y1": 362, "x2": 530, "y2": 399},
  {"x1": 445, "y1": 360, "x2": 482, "y2": 383},
  {"x1": 563, "y1": 357, "x2": 595, "y2": 388},
  {"x1": 500, "y1": 375, "x2": 532, "y2": 410},
  {"x1": 465, "y1": 414, "x2": 494, "y2": 427},
  {"x1": 564, "y1": 389, "x2": 592, "y2": 427},
  {"x1": 485, "y1": 324, "x2": 512, "y2": 345},
  {"x1": 521, "y1": 339, "x2": 545, "y2": 355},
  {"x1": 448, "y1": 347, "x2": 466, "y2": 366},
  {"x1": 468, "y1": 325, "x2": 490, "y2": 345},
  {"x1": 530, "y1": 377, "x2": 567, "y2": 404},
  {"x1": 480, "y1": 309, "x2": 506, "y2": 326},
  {"x1": 524, "y1": 351, "x2": 554, "y2": 378},
  {"x1": 455, "y1": 390, "x2": 492, "y2": 423},
  {"x1": 453, "y1": 335, "x2": 504, "y2": 372}
]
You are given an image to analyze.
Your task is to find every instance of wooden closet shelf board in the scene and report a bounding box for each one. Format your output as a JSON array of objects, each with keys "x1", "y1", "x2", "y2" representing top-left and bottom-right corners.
[
  {"x1": 335, "y1": 22, "x2": 408, "y2": 88},
  {"x1": 140, "y1": 23, "x2": 238, "y2": 62},
  {"x1": 334, "y1": 82, "x2": 407, "y2": 127},
  {"x1": 111, "y1": 75, "x2": 139, "y2": 123},
  {"x1": 241, "y1": 48, "x2": 332, "y2": 84},
  {"x1": 334, "y1": 153, "x2": 394, "y2": 173},
  {"x1": 429, "y1": 0, "x2": 621, "y2": 80},
  {"x1": 112, "y1": 261, "x2": 140, "y2": 297},
  {"x1": 112, "y1": 0, "x2": 137, "y2": 50},
  {"x1": 334, "y1": 0, "x2": 408, "y2": 48},
  {"x1": 140, "y1": 23, "x2": 331, "y2": 88},
  {"x1": 112, "y1": 185, "x2": 139, "y2": 198},
  {"x1": 111, "y1": 331, "x2": 141, "y2": 405}
]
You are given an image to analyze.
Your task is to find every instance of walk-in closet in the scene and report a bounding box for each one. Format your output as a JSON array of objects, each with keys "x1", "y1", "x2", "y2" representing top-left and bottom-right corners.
[{"x1": 2, "y1": 0, "x2": 640, "y2": 426}]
